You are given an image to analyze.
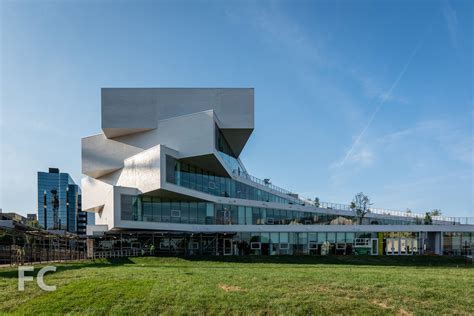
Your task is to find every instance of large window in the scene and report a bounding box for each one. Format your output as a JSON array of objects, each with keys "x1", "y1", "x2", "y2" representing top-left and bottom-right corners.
[
  {"x1": 166, "y1": 155, "x2": 297, "y2": 205},
  {"x1": 216, "y1": 124, "x2": 236, "y2": 158},
  {"x1": 123, "y1": 194, "x2": 425, "y2": 227},
  {"x1": 443, "y1": 232, "x2": 472, "y2": 256},
  {"x1": 123, "y1": 196, "x2": 360, "y2": 226},
  {"x1": 121, "y1": 195, "x2": 134, "y2": 221},
  {"x1": 121, "y1": 196, "x2": 213, "y2": 224}
]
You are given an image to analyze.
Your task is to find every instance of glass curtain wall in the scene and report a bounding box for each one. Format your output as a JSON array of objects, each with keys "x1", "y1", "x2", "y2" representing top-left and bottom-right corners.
[
  {"x1": 233, "y1": 232, "x2": 373, "y2": 256},
  {"x1": 122, "y1": 195, "x2": 435, "y2": 226},
  {"x1": 166, "y1": 155, "x2": 299, "y2": 205},
  {"x1": 443, "y1": 232, "x2": 473, "y2": 255}
]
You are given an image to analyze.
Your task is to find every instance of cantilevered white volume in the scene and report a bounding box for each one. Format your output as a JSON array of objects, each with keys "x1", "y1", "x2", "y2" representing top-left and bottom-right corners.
[{"x1": 82, "y1": 88, "x2": 254, "y2": 230}]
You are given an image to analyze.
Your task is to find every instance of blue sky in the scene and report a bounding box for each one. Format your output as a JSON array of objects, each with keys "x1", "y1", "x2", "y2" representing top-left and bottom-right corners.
[{"x1": 1, "y1": 0, "x2": 472, "y2": 217}]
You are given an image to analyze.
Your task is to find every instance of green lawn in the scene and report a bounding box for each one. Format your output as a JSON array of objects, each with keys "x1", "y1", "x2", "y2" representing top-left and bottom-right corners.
[{"x1": 0, "y1": 256, "x2": 473, "y2": 315}]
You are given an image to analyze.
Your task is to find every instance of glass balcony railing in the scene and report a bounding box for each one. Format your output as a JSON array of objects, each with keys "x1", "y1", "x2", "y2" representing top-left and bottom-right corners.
[
  {"x1": 217, "y1": 151, "x2": 245, "y2": 176},
  {"x1": 319, "y1": 202, "x2": 473, "y2": 225},
  {"x1": 217, "y1": 150, "x2": 304, "y2": 204}
]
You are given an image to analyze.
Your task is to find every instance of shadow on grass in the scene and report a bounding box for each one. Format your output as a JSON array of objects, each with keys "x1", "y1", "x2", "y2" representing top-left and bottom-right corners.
[
  {"x1": 181, "y1": 255, "x2": 473, "y2": 267},
  {"x1": 0, "y1": 256, "x2": 471, "y2": 279},
  {"x1": 0, "y1": 257, "x2": 135, "y2": 279}
]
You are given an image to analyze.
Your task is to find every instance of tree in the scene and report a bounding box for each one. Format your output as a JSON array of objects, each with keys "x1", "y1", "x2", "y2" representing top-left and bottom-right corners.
[
  {"x1": 27, "y1": 220, "x2": 42, "y2": 229},
  {"x1": 350, "y1": 192, "x2": 372, "y2": 224},
  {"x1": 314, "y1": 197, "x2": 320, "y2": 208},
  {"x1": 424, "y1": 212, "x2": 433, "y2": 225},
  {"x1": 405, "y1": 208, "x2": 412, "y2": 215},
  {"x1": 422, "y1": 210, "x2": 441, "y2": 225}
]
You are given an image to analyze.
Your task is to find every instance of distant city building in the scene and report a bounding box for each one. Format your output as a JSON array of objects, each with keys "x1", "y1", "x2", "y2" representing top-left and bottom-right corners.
[
  {"x1": 37, "y1": 168, "x2": 94, "y2": 233},
  {"x1": 27, "y1": 214, "x2": 37, "y2": 221},
  {"x1": 76, "y1": 193, "x2": 95, "y2": 235},
  {"x1": 0, "y1": 212, "x2": 27, "y2": 224}
]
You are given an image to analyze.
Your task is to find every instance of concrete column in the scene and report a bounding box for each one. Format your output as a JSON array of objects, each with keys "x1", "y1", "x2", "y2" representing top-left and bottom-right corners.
[
  {"x1": 435, "y1": 232, "x2": 442, "y2": 255},
  {"x1": 439, "y1": 232, "x2": 444, "y2": 255}
]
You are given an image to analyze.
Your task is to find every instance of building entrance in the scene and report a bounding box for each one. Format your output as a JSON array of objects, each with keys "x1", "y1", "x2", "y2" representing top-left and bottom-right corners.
[
  {"x1": 223, "y1": 239, "x2": 233, "y2": 256},
  {"x1": 386, "y1": 238, "x2": 418, "y2": 255}
]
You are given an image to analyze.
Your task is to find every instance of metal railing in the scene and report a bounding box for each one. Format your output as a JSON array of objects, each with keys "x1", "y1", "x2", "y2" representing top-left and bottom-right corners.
[
  {"x1": 218, "y1": 150, "x2": 300, "y2": 198},
  {"x1": 92, "y1": 249, "x2": 141, "y2": 259},
  {"x1": 319, "y1": 202, "x2": 473, "y2": 225},
  {"x1": 234, "y1": 171, "x2": 295, "y2": 196}
]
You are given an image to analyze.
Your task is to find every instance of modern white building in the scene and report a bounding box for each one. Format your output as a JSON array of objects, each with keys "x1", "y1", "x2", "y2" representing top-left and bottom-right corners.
[{"x1": 82, "y1": 88, "x2": 473, "y2": 256}]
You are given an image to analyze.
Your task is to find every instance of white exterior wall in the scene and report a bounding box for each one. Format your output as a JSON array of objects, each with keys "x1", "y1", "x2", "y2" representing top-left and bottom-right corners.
[
  {"x1": 101, "y1": 88, "x2": 254, "y2": 138},
  {"x1": 82, "y1": 134, "x2": 143, "y2": 178},
  {"x1": 116, "y1": 145, "x2": 162, "y2": 193},
  {"x1": 81, "y1": 176, "x2": 113, "y2": 213},
  {"x1": 113, "y1": 110, "x2": 215, "y2": 159}
]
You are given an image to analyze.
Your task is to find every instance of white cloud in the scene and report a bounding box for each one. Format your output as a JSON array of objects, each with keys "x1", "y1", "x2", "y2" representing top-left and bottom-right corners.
[
  {"x1": 442, "y1": 1, "x2": 458, "y2": 48},
  {"x1": 334, "y1": 40, "x2": 423, "y2": 170},
  {"x1": 326, "y1": 118, "x2": 473, "y2": 216},
  {"x1": 350, "y1": 70, "x2": 409, "y2": 105},
  {"x1": 329, "y1": 117, "x2": 473, "y2": 183},
  {"x1": 350, "y1": 147, "x2": 374, "y2": 166},
  {"x1": 376, "y1": 119, "x2": 473, "y2": 165},
  {"x1": 330, "y1": 141, "x2": 375, "y2": 170}
]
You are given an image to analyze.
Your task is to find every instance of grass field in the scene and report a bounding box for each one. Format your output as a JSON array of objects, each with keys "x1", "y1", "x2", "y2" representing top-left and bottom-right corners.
[{"x1": 0, "y1": 256, "x2": 473, "y2": 315}]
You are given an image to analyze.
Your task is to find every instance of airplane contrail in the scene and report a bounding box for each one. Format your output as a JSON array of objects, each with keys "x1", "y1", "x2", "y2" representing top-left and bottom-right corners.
[{"x1": 338, "y1": 40, "x2": 423, "y2": 168}]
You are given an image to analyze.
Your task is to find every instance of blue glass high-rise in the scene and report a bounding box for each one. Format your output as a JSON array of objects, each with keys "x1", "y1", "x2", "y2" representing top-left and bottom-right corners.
[{"x1": 37, "y1": 168, "x2": 94, "y2": 233}]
